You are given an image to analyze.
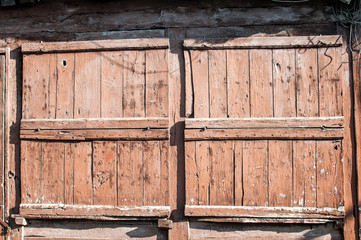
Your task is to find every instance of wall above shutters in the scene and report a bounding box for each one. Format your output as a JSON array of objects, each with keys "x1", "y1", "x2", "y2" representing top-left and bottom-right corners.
[
  {"x1": 19, "y1": 39, "x2": 171, "y2": 219},
  {"x1": 184, "y1": 35, "x2": 348, "y2": 222}
]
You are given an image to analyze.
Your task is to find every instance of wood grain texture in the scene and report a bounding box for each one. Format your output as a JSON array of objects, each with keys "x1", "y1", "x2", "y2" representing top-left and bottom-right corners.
[
  {"x1": 48, "y1": 54, "x2": 57, "y2": 119},
  {"x1": 123, "y1": 51, "x2": 146, "y2": 117},
  {"x1": 185, "y1": 141, "x2": 198, "y2": 205},
  {"x1": 197, "y1": 141, "x2": 210, "y2": 206},
  {"x1": 93, "y1": 141, "x2": 117, "y2": 205},
  {"x1": 143, "y1": 141, "x2": 161, "y2": 205},
  {"x1": 234, "y1": 141, "x2": 243, "y2": 206},
  {"x1": 296, "y1": 48, "x2": 318, "y2": 117},
  {"x1": 268, "y1": 141, "x2": 292, "y2": 207},
  {"x1": 227, "y1": 50, "x2": 250, "y2": 117},
  {"x1": 101, "y1": 52, "x2": 123, "y2": 118},
  {"x1": 191, "y1": 50, "x2": 209, "y2": 118},
  {"x1": 64, "y1": 143, "x2": 74, "y2": 204},
  {"x1": 185, "y1": 50, "x2": 193, "y2": 117},
  {"x1": 145, "y1": 49, "x2": 168, "y2": 117},
  {"x1": 209, "y1": 50, "x2": 227, "y2": 118},
  {"x1": 250, "y1": 49, "x2": 273, "y2": 117},
  {"x1": 273, "y1": 49, "x2": 296, "y2": 117}
]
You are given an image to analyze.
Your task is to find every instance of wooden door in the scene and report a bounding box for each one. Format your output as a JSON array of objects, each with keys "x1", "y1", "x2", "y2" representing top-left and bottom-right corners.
[
  {"x1": 19, "y1": 39, "x2": 170, "y2": 219},
  {"x1": 184, "y1": 36, "x2": 350, "y2": 223}
]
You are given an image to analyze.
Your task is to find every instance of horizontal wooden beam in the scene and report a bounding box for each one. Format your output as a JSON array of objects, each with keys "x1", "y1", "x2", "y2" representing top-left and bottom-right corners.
[
  {"x1": 192, "y1": 217, "x2": 336, "y2": 224},
  {"x1": 185, "y1": 117, "x2": 344, "y2": 129},
  {"x1": 20, "y1": 204, "x2": 170, "y2": 218},
  {"x1": 22, "y1": 38, "x2": 169, "y2": 53},
  {"x1": 20, "y1": 129, "x2": 169, "y2": 140},
  {"x1": 185, "y1": 206, "x2": 345, "y2": 219},
  {"x1": 21, "y1": 118, "x2": 169, "y2": 130},
  {"x1": 184, "y1": 35, "x2": 342, "y2": 49},
  {"x1": 185, "y1": 128, "x2": 343, "y2": 141}
]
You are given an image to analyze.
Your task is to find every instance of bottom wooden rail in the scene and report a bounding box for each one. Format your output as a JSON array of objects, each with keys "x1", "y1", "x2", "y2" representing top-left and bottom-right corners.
[
  {"x1": 20, "y1": 204, "x2": 170, "y2": 218},
  {"x1": 185, "y1": 205, "x2": 345, "y2": 219}
]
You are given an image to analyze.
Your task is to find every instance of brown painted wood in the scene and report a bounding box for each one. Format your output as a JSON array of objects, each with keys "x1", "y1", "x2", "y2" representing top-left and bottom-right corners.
[
  {"x1": 191, "y1": 50, "x2": 209, "y2": 118},
  {"x1": 20, "y1": 129, "x2": 169, "y2": 140},
  {"x1": 123, "y1": 51, "x2": 146, "y2": 117},
  {"x1": 319, "y1": 47, "x2": 343, "y2": 117},
  {"x1": 185, "y1": 50, "x2": 193, "y2": 117},
  {"x1": 185, "y1": 117, "x2": 344, "y2": 129},
  {"x1": 73, "y1": 142, "x2": 93, "y2": 205},
  {"x1": 21, "y1": 141, "x2": 41, "y2": 204},
  {"x1": 56, "y1": 53, "x2": 75, "y2": 119},
  {"x1": 74, "y1": 52, "x2": 101, "y2": 118},
  {"x1": 101, "y1": 52, "x2": 123, "y2": 118},
  {"x1": 227, "y1": 49, "x2": 250, "y2": 118},
  {"x1": 48, "y1": 54, "x2": 57, "y2": 119},
  {"x1": 93, "y1": 141, "x2": 117, "y2": 205},
  {"x1": 64, "y1": 143, "x2": 74, "y2": 204},
  {"x1": 242, "y1": 141, "x2": 268, "y2": 206},
  {"x1": 273, "y1": 49, "x2": 296, "y2": 117},
  {"x1": 22, "y1": 38, "x2": 169, "y2": 53},
  {"x1": 234, "y1": 141, "x2": 243, "y2": 206},
  {"x1": 209, "y1": 50, "x2": 227, "y2": 118},
  {"x1": 268, "y1": 140, "x2": 292, "y2": 207},
  {"x1": 296, "y1": 48, "x2": 319, "y2": 117},
  {"x1": 118, "y1": 141, "x2": 143, "y2": 206},
  {"x1": 145, "y1": 49, "x2": 169, "y2": 117},
  {"x1": 160, "y1": 140, "x2": 170, "y2": 206},
  {"x1": 183, "y1": 35, "x2": 342, "y2": 49},
  {"x1": 197, "y1": 141, "x2": 210, "y2": 206},
  {"x1": 185, "y1": 205, "x2": 345, "y2": 218},
  {"x1": 21, "y1": 118, "x2": 169, "y2": 130},
  {"x1": 185, "y1": 128, "x2": 343, "y2": 141},
  {"x1": 185, "y1": 141, "x2": 197, "y2": 205},
  {"x1": 19, "y1": 204, "x2": 170, "y2": 217},
  {"x1": 250, "y1": 49, "x2": 273, "y2": 117},
  {"x1": 293, "y1": 141, "x2": 317, "y2": 207}
]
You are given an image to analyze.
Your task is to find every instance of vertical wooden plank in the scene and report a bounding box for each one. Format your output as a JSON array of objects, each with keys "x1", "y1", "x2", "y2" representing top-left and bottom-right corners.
[
  {"x1": 21, "y1": 141, "x2": 41, "y2": 204},
  {"x1": 273, "y1": 49, "x2": 296, "y2": 117},
  {"x1": 296, "y1": 48, "x2": 318, "y2": 117},
  {"x1": 23, "y1": 54, "x2": 50, "y2": 119},
  {"x1": 243, "y1": 141, "x2": 268, "y2": 206},
  {"x1": 197, "y1": 141, "x2": 209, "y2": 206},
  {"x1": 209, "y1": 141, "x2": 233, "y2": 206},
  {"x1": 250, "y1": 49, "x2": 273, "y2": 118},
  {"x1": 123, "y1": 51, "x2": 146, "y2": 118},
  {"x1": 74, "y1": 52, "x2": 101, "y2": 118},
  {"x1": 191, "y1": 50, "x2": 209, "y2": 118},
  {"x1": 160, "y1": 140, "x2": 169, "y2": 206},
  {"x1": 0, "y1": 55, "x2": 4, "y2": 206},
  {"x1": 145, "y1": 49, "x2": 168, "y2": 117},
  {"x1": 93, "y1": 141, "x2": 117, "y2": 205},
  {"x1": 48, "y1": 54, "x2": 57, "y2": 119},
  {"x1": 56, "y1": 53, "x2": 75, "y2": 119},
  {"x1": 293, "y1": 141, "x2": 316, "y2": 207},
  {"x1": 118, "y1": 141, "x2": 143, "y2": 206},
  {"x1": 143, "y1": 141, "x2": 161, "y2": 205},
  {"x1": 316, "y1": 141, "x2": 343, "y2": 208},
  {"x1": 319, "y1": 47, "x2": 343, "y2": 117},
  {"x1": 185, "y1": 141, "x2": 198, "y2": 205},
  {"x1": 209, "y1": 50, "x2": 227, "y2": 118},
  {"x1": 227, "y1": 50, "x2": 250, "y2": 118},
  {"x1": 73, "y1": 142, "x2": 92, "y2": 205},
  {"x1": 101, "y1": 52, "x2": 123, "y2": 118},
  {"x1": 185, "y1": 50, "x2": 193, "y2": 117},
  {"x1": 41, "y1": 142, "x2": 64, "y2": 204},
  {"x1": 64, "y1": 143, "x2": 74, "y2": 204},
  {"x1": 268, "y1": 140, "x2": 292, "y2": 207},
  {"x1": 234, "y1": 141, "x2": 243, "y2": 206}
]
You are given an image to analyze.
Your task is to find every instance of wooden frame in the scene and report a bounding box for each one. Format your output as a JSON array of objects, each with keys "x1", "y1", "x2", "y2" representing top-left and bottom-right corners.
[{"x1": 22, "y1": 38, "x2": 169, "y2": 54}]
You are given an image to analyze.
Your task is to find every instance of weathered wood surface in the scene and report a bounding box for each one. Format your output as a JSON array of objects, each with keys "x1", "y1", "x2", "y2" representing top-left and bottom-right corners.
[
  {"x1": 185, "y1": 128, "x2": 343, "y2": 140},
  {"x1": 22, "y1": 38, "x2": 169, "y2": 53},
  {"x1": 189, "y1": 222, "x2": 342, "y2": 240},
  {"x1": 22, "y1": 49, "x2": 169, "y2": 119},
  {"x1": 184, "y1": 35, "x2": 342, "y2": 49},
  {"x1": 23, "y1": 220, "x2": 167, "y2": 240},
  {"x1": 20, "y1": 204, "x2": 170, "y2": 217},
  {"x1": 184, "y1": 206, "x2": 345, "y2": 218},
  {"x1": 185, "y1": 117, "x2": 344, "y2": 129},
  {"x1": 21, "y1": 118, "x2": 169, "y2": 130}
]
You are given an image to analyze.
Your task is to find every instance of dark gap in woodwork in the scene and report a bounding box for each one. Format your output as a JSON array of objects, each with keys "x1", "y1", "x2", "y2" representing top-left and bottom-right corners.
[
  {"x1": 62, "y1": 60, "x2": 67, "y2": 67},
  {"x1": 189, "y1": 50, "x2": 195, "y2": 118}
]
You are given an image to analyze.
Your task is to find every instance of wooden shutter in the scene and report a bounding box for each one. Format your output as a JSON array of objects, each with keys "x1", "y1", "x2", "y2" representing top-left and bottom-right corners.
[
  {"x1": 19, "y1": 39, "x2": 170, "y2": 218},
  {"x1": 184, "y1": 36, "x2": 348, "y2": 221}
]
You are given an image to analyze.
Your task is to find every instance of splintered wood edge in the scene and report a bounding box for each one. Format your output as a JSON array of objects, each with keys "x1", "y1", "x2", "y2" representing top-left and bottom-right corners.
[
  {"x1": 19, "y1": 204, "x2": 171, "y2": 218},
  {"x1": 22, "y1": 38, "x2": 169, "y2": 53},
  {"x1": 184, "y1": 35, "x2": 342, "y2": 49},
  {"x1": 184, "y1": 206, "x2": 345, "y2": 219}
]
